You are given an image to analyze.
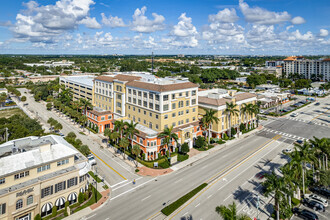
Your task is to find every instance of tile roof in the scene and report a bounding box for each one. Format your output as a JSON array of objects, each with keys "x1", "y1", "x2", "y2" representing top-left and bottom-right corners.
[
  {"x1": 283, "y1": 56, "x2": 297, "y2": 61},
  {"x1": 235, "y1": 92, "x2": 257, "y2": 101},
  {"x1": 95, "y1": 75, "x2": 141, "y2": 83},
  {"x1": 126, "y1": 81, "x2": 198, "y2": 92},
  {"x1": 199, "y1": 92, "x2": 256, "y2": 106},
  {"x1": 88, "y1": 109, "x2": 113, "y2": 116}
]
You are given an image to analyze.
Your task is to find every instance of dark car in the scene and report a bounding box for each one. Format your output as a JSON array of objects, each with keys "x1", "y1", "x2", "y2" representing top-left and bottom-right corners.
[
  {"x1": 310, "y1": 186, "x2": 330, "y2": 199},
  {"x1": 315, "y1": 102, "x2": 320, "y2": 106},
  {"x1": 303, "y1": 199, "x2": 325, "y2": 212},
  {"x1": 297, "y1": 209, "x2": 319, "y2": 220},
  {"x1": 255, "y1": 171, "x2": 267, "y2": 180},
  {"x1": 295, "y1": 140, "x2": 304, "y2": 145}
]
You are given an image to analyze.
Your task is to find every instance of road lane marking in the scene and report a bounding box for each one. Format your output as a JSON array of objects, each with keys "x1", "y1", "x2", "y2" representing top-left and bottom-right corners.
[
  {"x1": 169, "y1": 135, "x2": 281, "y2": 219},
  {"x1": 85, "y1": 214, "x2": 96, "y2": 220},
  {"x1": 146, "y1": 211, "x2": 161, "y2": 220},
  {"x1": 182, "y1": 212, "x2": 188, "y2": 217},
  {"x1": 174, "y1": 178, "x2": 183, "y2": 183},
  {"x1": 91, "y1": 150, "x2": 127, "y2": 180},
  {"x1": 223, "y1": 194, "x2": 232, "y2": 202},
  {"x1": 207, "y1": 194, "x2": 213, "y2": 199},
  {"x1": 195, "y1": 203, "x2": 200, "y2": 207},
  {"x1": 311, "y1": 108, "x2": 330, "y2": 121},
  {"x1": 110, "y1": 179, "x2": 128, "y2": 188},
  {"x1": 141, "y1": 195, "x2": 151, "y2": 201},
  {"x1": 201, "y1": 165, "x2": 208, "y2": 170},
  {"x1": 110, "y1": 177, "x2": 157, "y2": 200}
]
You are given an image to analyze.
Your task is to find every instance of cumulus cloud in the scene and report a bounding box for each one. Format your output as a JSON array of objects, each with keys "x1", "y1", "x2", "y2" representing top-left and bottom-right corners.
[
  {"x1": 171, "y1": 13, "x2": 198, "y2": 47},
  {"x1": 79, "y1": 17, "x2": 101, "y2": 29},
  {"x1": 288, "y1": 30, "x2": 314, "y2": 41},
  {"x1": 130, "y1": 6, "x2": 165, "y2": 33},
  {"x1": 101, "y1": 13, "x2": 126, "y2": 27},
  {"x1": 239, "y1": 0, "x2": 291, "y2": 25},
  {"x1": 291, "y1": 16, "x2": 306, "y2": 25},
  {"x1": 319, "y1": 29, "x2": 329, "y2": 37},
  {"x1": 208, "y1": 8, "x2": 239, "y2": 23},
  {"x1": 12, "y1": 0, "x2": 96, "y2": 43}
]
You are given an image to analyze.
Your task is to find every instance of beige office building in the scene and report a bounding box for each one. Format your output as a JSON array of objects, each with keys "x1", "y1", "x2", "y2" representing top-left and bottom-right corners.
[
  {"x1": 0, "y1": 135, "x2": 90, "y2": 220},
  {"x1": 60, "y1": 75, "x2": 94, "y2": 101}
]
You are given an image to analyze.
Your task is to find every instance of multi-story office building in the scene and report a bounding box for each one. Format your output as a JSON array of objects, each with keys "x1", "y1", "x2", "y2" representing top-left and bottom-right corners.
[
  {"x1": 60, "y1": 75, "x2": 94, "y2": 101},
  {"x1": 283, "y1": 56, "x2": 330, "y2": 81},
  {"x1": 0, "y1": 135, "x2": 90, "y2": 220},
  {"x1": 198, "y1": 89, "x2": 257, "y2": 139}
]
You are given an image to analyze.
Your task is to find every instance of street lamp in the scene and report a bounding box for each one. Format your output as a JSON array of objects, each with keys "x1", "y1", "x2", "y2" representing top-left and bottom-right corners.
[{"x1": 95, "y1": 167, "x2": 98, "y2": 203}]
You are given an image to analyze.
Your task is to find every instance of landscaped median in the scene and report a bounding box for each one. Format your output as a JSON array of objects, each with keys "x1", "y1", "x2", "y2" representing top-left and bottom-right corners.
[{"x1": 161, "y1": 183, "x2": 208, "y2": 216}]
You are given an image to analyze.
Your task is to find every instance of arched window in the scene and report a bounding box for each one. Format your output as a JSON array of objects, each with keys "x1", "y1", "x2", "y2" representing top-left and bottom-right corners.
[
  {"x1": 27, "y1": 195, "x2": 33, "y2": 205},
  {"x1": 16, "y1": 199, "x2": 23, "y2": 210}
]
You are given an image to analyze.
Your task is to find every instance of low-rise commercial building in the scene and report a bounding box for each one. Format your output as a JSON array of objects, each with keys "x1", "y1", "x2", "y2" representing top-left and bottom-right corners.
[
  {"x1": 0, "y1": 135, "x2": 90, "y2": 220},
  {"x1": 60, "y1": 75, "x2": 94, "y2": 101}
]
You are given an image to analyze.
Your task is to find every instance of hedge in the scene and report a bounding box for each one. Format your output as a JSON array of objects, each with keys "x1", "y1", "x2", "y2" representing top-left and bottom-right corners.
[
  {"x1": 178, "y1": 154, "x2": 189, "y2": 162},
  {"x1": 161, "y1": 183, "x2": 208, "y2": 216},
  {"x1": 88, "y1": 171, "x2": 102, "y2": 183},
  {"x1": 292, "y1": 197, "x2": 300, "y2": 206}
]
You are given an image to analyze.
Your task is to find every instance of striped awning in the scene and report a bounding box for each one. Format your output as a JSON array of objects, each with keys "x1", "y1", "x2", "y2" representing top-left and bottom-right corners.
[
  {"x1": 41, "y1": 202, "x2": 53, "y2": 212},
  {"x1": 67, "y1": 192, "x2": 77, "y2": 201},
  {"x1": 80, "y1": 188, "x2": 84, "y2": 193},
  {"x1": 55, "y1": 197, "x2": 66, "y2": 207}
]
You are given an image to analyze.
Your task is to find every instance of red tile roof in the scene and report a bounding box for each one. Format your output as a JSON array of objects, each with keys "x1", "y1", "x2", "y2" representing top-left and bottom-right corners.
[{"x1": 126, "y1": 81, "x2": 198, "y2": 92}]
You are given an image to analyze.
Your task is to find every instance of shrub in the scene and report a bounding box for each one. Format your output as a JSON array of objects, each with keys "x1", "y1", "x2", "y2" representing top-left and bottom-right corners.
[
  {"x1": 195, "y1": 136, "x2": 206, "y2": 148},
  {"x1": 84, "y1": 191, "x2": 89, "y2": 201},
  {"x1": 231, "y1": 127, "x2": 236, "y2": 136},
  {"x1": 159, "y1": 160, "x2": 170, "y2": 169},
  {"x1": 34, "y1": 214, "x2": 41, "y2": 220},
  {"x1": 223, "y1": 133, "x2": 229, "y2": 140},
  {"x1": 135, "y1": 169, "x2": 139, "y2": 172},
  {"x1": 52, "y1": 206, "x2": 57, "y2": 217},
  {"x1": 158, "y1": 153, "x2": 162, "y2": 159},
  {"x1": 166, "y1": 151, "x2": 169, "y2": 158},
  {"x1": 180, "y1": 143, "x2": 190, "y2": 154},
  {"x1": 217, "y1": 140, "x2": 226, "y2": 145},
  {"x1": 142, "y1": 153, "x2": 145, "y2": 160},
  {"x1": 240, "y1": 123, "x2": 245, "y2": 132},
  {"x1": 175, "y1": 148, "x2": 178, "y2": 153},
  {"x1": 78, "y1": 192, "x2": 84, "y2": 204},
  {"x1": 67, "y1": 132, "x2": 76, "y2": 139},
  {"x1": 292, "y1": 197, "x2": 300, "y2": 206},
  {"x1": 178, "y1": 154, "x2": 189, "y2": 162},
  {"x1": 64, "y1": 201, "x2": 69, "y2": 216},
  {"x1": 21, "y1": 96, "x2": 26, "y2": 102}
]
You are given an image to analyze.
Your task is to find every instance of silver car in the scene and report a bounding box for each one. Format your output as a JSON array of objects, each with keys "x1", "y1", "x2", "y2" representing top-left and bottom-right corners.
[{"x1": 306, "y1": 194, "x2": 328, "y2": 207}]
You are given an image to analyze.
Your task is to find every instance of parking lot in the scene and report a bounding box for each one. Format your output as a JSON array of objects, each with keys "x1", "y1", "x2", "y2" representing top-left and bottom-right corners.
[{"x1": 292, "y1": 195, "x2": 329, "y2": 220}]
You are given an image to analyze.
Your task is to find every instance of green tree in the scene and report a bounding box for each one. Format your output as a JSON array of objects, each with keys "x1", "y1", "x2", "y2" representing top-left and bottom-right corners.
[
  {"x1": 21, "y1": 96, "x2": 26, "y2": 102},
  {"x1": 79, "y1": 98, "x2": 93, "y2": 114},
  {"x1": 78, "y1": 192, "x2": 84, "y2": 204},
  {"x1": 215, "y1": 202, "x2": 251, "y2": 220},
  {"x1": 224, "y1": 102, "x2": 239, "y2": 137},
  {"x1": 201, "y1": 108, "x2": 220, "y2": 144},
  {"x1": 119, "y1": 138, "x2": 130, "y2": 160},
  {"x1": 104, "y1": 128, "x2": 112, "y2": 147},
  {"x1": 54, "y1": 122, "x2": 63, "y2": 131},
  {"x1": 52, "y1": 206, "x2": 57, "y2": 217},
  {"x1": 132, "y1": 144, "x2": 142, "y2": 167},
  {"x1": 79, "y1": 115, "x2": 88, "y2": 131},
  {"x1": 80, "y1": 145, "x2": 90, "y2": 156},
  {"x1": 110, "y1": 131, "x2": 120, "y2": 145},
  {"x1": 46, "y1": 102, "x2": 52, "y2": 110},
  {"x1": 67, "y1": 131, "x2": 76, "y2": 140},
  {"x1": 253, "y1": 102, "x2": 261, "y2": 127},
  {"x1": 124, "y1": 120, "x2": 139, "y2": 147},
  {"x1": 195, "y1": 136, "x2": 206, "y2": 149},
  {"x1": 34, "y1": 214, "x2": 41, "y2": 220},
  {"x1": 157, "y1": 126, "x2": 178, "y2": 160},
  {"x1": 180, "y1": 143, "x2": 190, "y2": 154}
]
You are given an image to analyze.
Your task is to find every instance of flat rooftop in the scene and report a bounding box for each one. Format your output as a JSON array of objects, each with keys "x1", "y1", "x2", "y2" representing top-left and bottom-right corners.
[
  {"x1": 123, "y1": 119, "x2": 158, "y2": 137},
  {"x1": 60, "y1": 75, "x2": 95, "y2": 88},
  {"x1": 0, "y1": 135, "x2": 81, "y2": 177}
]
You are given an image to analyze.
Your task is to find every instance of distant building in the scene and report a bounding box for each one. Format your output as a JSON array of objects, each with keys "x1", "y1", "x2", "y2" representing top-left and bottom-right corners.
[
  {"x1": 60, "y1": 75, "x2": 94, "y2": 101},
  {"x1": 0, "y1": 88, "x2": 8, "y2": 95},
  {"x1": 255, "y1": 84, "x2": 280, "y2": 91},
  {"x1": 177, "y1": 54, "x2": 185, "y2": 58},
  {"x1": 283, "y1": 56, "x2": 330, "y2": 81},
  {"x1": 24, "y1": 60, "x2": 74, "y2": 68},
  {"x1": 265, "y1": 61, "x2": 283, "y2": 67},
  {"x1": 0, "y1": 135, "x2": 89, "y2": 220}
]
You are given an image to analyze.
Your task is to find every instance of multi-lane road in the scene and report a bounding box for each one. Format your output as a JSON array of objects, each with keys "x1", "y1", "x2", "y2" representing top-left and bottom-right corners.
[{"x1": 13, "y1": 90, "x2": 330, "y2": 220}]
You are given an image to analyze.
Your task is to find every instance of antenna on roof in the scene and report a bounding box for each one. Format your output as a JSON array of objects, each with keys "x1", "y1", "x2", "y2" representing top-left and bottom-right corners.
[{"x1": 151, "y1": 52, "x2": 154, "y2": 74}]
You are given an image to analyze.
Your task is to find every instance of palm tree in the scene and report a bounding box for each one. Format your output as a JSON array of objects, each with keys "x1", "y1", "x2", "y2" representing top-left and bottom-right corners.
[
  {"x1": 71, "y1": 100, "x2": 81, "y2": 113},
  {"x1": 79, "y1": 98, "x2": 93, "y2": 114},
  {"x1": 280, "y1": 164, "x2": 295, "y2": 209},
  {"x1": 104, "y1": 128, "x2": 112, "y2": 147},
  {"x1": 309, "y1": 137, "x2": 329, "y2": 171},
  {"x1": 201, "y1": 109, "x2": 220, "y2": 144},
  {"x1": 263, "y1": 171, "x2": 285, "y2": 220},
  {"x1": 119, "y1": 138, "x2": 129, "y2": 160},
  {"x1": 157, "y1": 126, "x2": 178, "y2": 159},
  {"x1": 79, "y1": 115, "x2": 88, "y2": 131},
  {"x1": 288, "y1": 149, "x2": 303, "y2": 199},
  {"x1": 241, "y1": 103, "x2": 249, "y2": 131},
  {"x1": 110, "y1": 131, "x2": 120, "y2": 146},
  {"x1": 132, "y1": 144, "x2": 142, "y2": 167},
  {"x1": 224, "y1": 102, "x2": 239, "y2": 137},
  {"x1": 125, "y1": 121, "x2": 139, "y2": 148},
  {"x1": 114, "y1": 120, "x2": 125, "y2": 140},
  {"x1": 215, "y1": 202, "x2": 250, "y2": 220},
  {"x1": 253, "y1": 102, "x2": 261, "y2": 127}
]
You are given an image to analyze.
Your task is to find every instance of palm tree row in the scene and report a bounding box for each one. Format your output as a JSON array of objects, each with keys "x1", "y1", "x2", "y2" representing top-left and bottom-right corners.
[
  {"x1": 262, "y1": 136, "x2": 329, "y2": 219},
  {"x1": 200, "y1": 101, "x2": 260, "y2": 141}
]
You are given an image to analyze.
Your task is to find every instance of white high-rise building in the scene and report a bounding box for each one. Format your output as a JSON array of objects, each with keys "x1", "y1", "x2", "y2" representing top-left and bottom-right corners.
[{"x1": 283, "y1": 56, "x2": 330, "y2": 81}]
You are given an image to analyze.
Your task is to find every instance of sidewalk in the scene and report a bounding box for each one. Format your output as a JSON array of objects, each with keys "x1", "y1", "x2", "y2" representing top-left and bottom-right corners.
[
  {"x1": 171, "y1": 125, "x2": 263, "y2": 171},
  {"x1": 138, "y1": 166, "x2": 173, "y2": 176}
]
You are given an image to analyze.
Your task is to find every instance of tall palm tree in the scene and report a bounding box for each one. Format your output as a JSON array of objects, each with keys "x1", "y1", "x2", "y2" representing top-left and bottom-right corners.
[
  {"x1": 132, "y1": 144, "x2": 142, "y2": 167},
  {"x1": 224, "y1": 102, "x2": 239, "y2": 137},
  {"x1": 119, "y1": 138, "x2": 129, "y2": 160},
  {"x1": 71, "y1": 100, "x2": 81, "y2": 113},
  {"x1": 263, "y1": 171, "x2": 285, "y2": 220},
  {"x1": 253, "y1": 102, "x2": 261, "y2": 127},
  {"x1": 201, "y1": 108, "x2": 220, "y2": 144},
  {"x1": 114, "y1": 120, "x2": 125, "y2": 140},
  {"x1": 309, "y1": 137, "x2": 329, "y2": 171},
  {"x1": 241, "y1": 103, "x2": 251, "y2": 130},
  {"x1": 215, "y1": 202, "x2": 250, "y2": 220},
  {"x1": 79, "y1": 98, "x2": 93, "y2": 114},
  {"x1": 157, "y1": 126, "x2": 178, "y2": 159},
  {"x1": 288, "y1": 149, "x2": 303, "y2": 199},
  {"x1": 79, "y1": 115, "x2": 88, "y2": 131},
  {"x1": 124, "y1": 121, "x2": 139, "y2": 148},
  {"x1": 104, "y1": 128, "x2": 112, "y2": 147},
  {"x1": 280, "y1": 164, "x2": 296, "y2": 208},
  {"x1": 110, "y1": 131, "x2": 120, "y2": 146}
]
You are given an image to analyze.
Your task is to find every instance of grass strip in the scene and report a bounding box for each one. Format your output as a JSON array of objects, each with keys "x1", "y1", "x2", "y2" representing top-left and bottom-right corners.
[
  {"x1": 161, "y1": 183, "x2": 208, "y2": 216},
  {"x1": 88, "y1": 171, "x2": 102, "y2": 183}
]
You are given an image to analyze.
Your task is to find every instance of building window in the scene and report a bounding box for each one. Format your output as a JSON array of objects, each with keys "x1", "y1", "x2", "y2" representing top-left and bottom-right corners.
[
  {"x1": 193, "y1": 108, "x2": 196, "y2": 112},
  {"x1": 38, "y1": 164, "x2": 50, "y2": 173},
  {"x1": 138, "y1": 91, "x2": 142, "y2": 97},
  {"x1": 117, "y1": 102, "x2": 121, "y2": 108},
  {"x1": 192, "y1": 90, "x2": 196, "y2": 96},
  {"x1": 149, "y1": 103, "x2": 153, "y2": 109},
  {"x1": 117, "y1": 94, "x2": 121, "y2": 99},
  {"x1": 16, "y1": 199, "x2": 23, "y2": 210},
  {"x1": 164, "y1": 125, "x2": 168, "y2": 129},
  {"x1": 144, "y1": 110, "x2": 146, "y2": 115},
  {"x1": 55, "y1": 181, "x2": 66, "y2": 193},
  {"x1": 14, "y1": 171, "x2": 29, "y2": 180},
  {"x1": 128, "y1": 97, "x2": 132, "y2": 102},
  {"x1": 164, "y1": 114, "x2": 168, "y2": 119},
  {"x1": 155, "y1": 104, "x2": 160, "y2": 111},
  {"x1": 0, "y1": 203, "x2": 5, "y2": 215},
  {"x1": 149, "y1": 112, "x2": 152, "y2": 117},
  {"x1": 193, "y1": 117, "x2": 196, "y2": 121},
  {"x1": 155, "y1": 114, "x2": 159, "y2": 119},
  {"x1": 186, "y1": 91, "x2": 189, "y2": 97},
  {"x1": 156, "y1": 124, "x2": 159, "y2": 129},
  {"x1": 116, "y1": 85, "x2": 122, "y2": 92},
  {"x1": 27, "y1": 195, "x2": 33, "y2": 206},
  {"x1": 186, "y1": 118, "x2": 189, "y2": 123},
  {"x1": 138, "y1": 100, "x2": 142, "y2": 105},
  {"x1": 172, "y1": 122, "x2": 176, "y2": 127},
  {"x1": 172, "y1": 94, "x2": 175, "y2": 99},
  {"x1": 186, "y1": 100, "x2": 189, "y2": 106},
  {"x1": 163, "y1": 95, "x2": 169, "y2": 101},
  {"x1": 192, "y1": 99, "x2": 196, "y2": 105},
  {"x1": 172, "y1": 113, "x2": 176, "y2": 117},
  {"x1": 149, "y1": 94, "x2": 153, "y2": 99},
  {"x1": 57, "y1": 159, "x2": 69, "y2": 166},
  {"x1": 144, "y1": 92, "x2": 148, "y2": 98},
  {"x1": 178, "y1": 101, "x2": 183, "y2": 108},
  {"x1": 67, "y1": 177, "x2": 78, "y2": 188},
  {"x1": 133, "y1": 90, "x2": 136, "y2": 95},
  {"x1": 155, "y1": 95, "x2": 160, "y2": 101},
  {"x1": 0, "y1": 178, "x2": 5, "y2": 185},
  {"x1": 179, "y1": 93, "x2": 182, "y2": 97},
  {"x1": 144, "y1": 120, "x2": 146, "y2": 124},
  {"x1": 128, "y1": 89, "x2": 132, "y2": 94},
  {"x1": 163, "y1": 104, "x2": 169, "y2": 111},
  {"x1": 143, "y1": 101, "x2": 148, "y2": 107},
  {"x1": 41, "y1": 186, "x2": 53, "y2": 198},
  {"x1": 186, "y1": 109, "x2": 189, "y2": 114},
  {"x1": 172, "y1": 103, "x2": 176, "y2": 109},
  {"x1": 140, "y1": 139, "x2": 143, "y2": 144}
]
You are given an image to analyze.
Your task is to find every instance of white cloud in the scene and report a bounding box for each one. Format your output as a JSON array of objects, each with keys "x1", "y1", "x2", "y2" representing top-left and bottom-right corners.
[
  {"x1": 0, "y1": 42, "x2": 3, "y2": 45},
  {"x1": 12, "y1": 0, "x2": 96, "y2": 43},
  {"x1": 79, "y1": 17, "x2": 101, "y2": 29},
  {"x1": 171, "y1": 13, "x2": 198, "y2": 47},
  {"x1": 291, "y1": 16, "x2": 306, "y2": 25},
  {"x1": 130, "y1": 6, "x2": 165, "y2": 33},
  {"x1": 319, "y1": 29, "x2": 329, "y2": 37},
  {"x1": 239, "y1": 0, "x2": 291, "y2": 25},
  {"x1": 288, "y1": 30, "x2": 314, "y2": 41},
  {"x1": 208, "y1": 8, "x2": 239, "y2": 23},
  {"x1": 101, "y1": 13, "x2": 126, "y2": 28}
]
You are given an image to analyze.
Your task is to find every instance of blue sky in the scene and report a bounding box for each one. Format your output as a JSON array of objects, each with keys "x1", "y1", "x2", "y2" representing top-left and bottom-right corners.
[{"x1": 0, "y1": 0, "x2": 329, "y2": 55}]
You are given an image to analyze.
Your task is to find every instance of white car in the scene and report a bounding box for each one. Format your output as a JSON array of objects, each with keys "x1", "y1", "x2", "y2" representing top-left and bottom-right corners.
[
  {"x1": 282, "y1": 148, "x2": 293, "y2": 154},
  {"x1": 87, "y1": 154, "x2": 97, "y2": 166},
  {"x1": 290, "y1": 113, "x2": 298, "y2": 117},
  {"x1": 305, "y1": 194, "x2": 328, "y2": 207}
]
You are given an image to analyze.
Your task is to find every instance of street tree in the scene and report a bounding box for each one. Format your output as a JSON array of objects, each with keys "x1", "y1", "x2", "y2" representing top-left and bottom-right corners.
[
  {"x1": 224, "y1": 102, "x2": 239, "y2": 137},
  {"x1": 215, "y1": 202, "x2": 250, "y2": 220},
  {"x1": 157, "y1": 126, "x2": 178, "y2": 159},
  {"x1": 104, "y1": 128, "x2": 112, "y2": 147},
  {"x1": 124, "y1": 120, "x2": 139, "y2": 148},
  {"x1": 201, "y1": 108, "x2": 219, "y2": 144},
  {"x1": 132, "y1": 144, "x2": 142, "y2": 167},
  {"x1": 119, "y1": 138, "x2": 129, "y2": 160}
]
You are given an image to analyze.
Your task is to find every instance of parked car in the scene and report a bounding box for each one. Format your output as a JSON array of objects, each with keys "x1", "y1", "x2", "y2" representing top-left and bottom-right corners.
[
  {"x1": 59, "y1": 133, "x2": 65, "y2": 137},
  {"x1": 305, "y1": 194, "x2": 328, "y2": 207},
  {"x1": 303, "y1": 198, "x2": 325, "y2": 212},
  {"x1": 310, "y1": 186, "x2": 330, "y2": 199},
  {"x1": 255, "y1": 171, "x2": 267, "y2": 180},
  {"x1": 314, "y1": 102, "x2": 320, "y2": 106},
  {"x1": 295, "y1": 140, "x2": 304, "y2": 145},
  {"x1": 282, "y1": 148, "x2": 293, "y2": 154},
  {"x1": 87, "y1": 154, "x2": 97, "y2": 166},
  {"x1": 295, "y1": 208, "x2": 319, "y2": 220},
  {"x1": 291, "y1": 113, "x2": 299, "y2": 117}
]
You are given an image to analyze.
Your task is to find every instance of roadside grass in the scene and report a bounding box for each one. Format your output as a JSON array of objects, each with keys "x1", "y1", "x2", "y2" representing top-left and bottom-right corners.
[
  {"x1": 161, "y1": 183, "x2": 208, "y2": 216},
  {"x1": 88, "y1": 171, "x2": 102, "y2": 183},
  {"x1": 79, "y1": 131, "x2": 86, "y2": 135},
  {"x1": 0, "y1": 108, "x2": 25, "y2": 118}
]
